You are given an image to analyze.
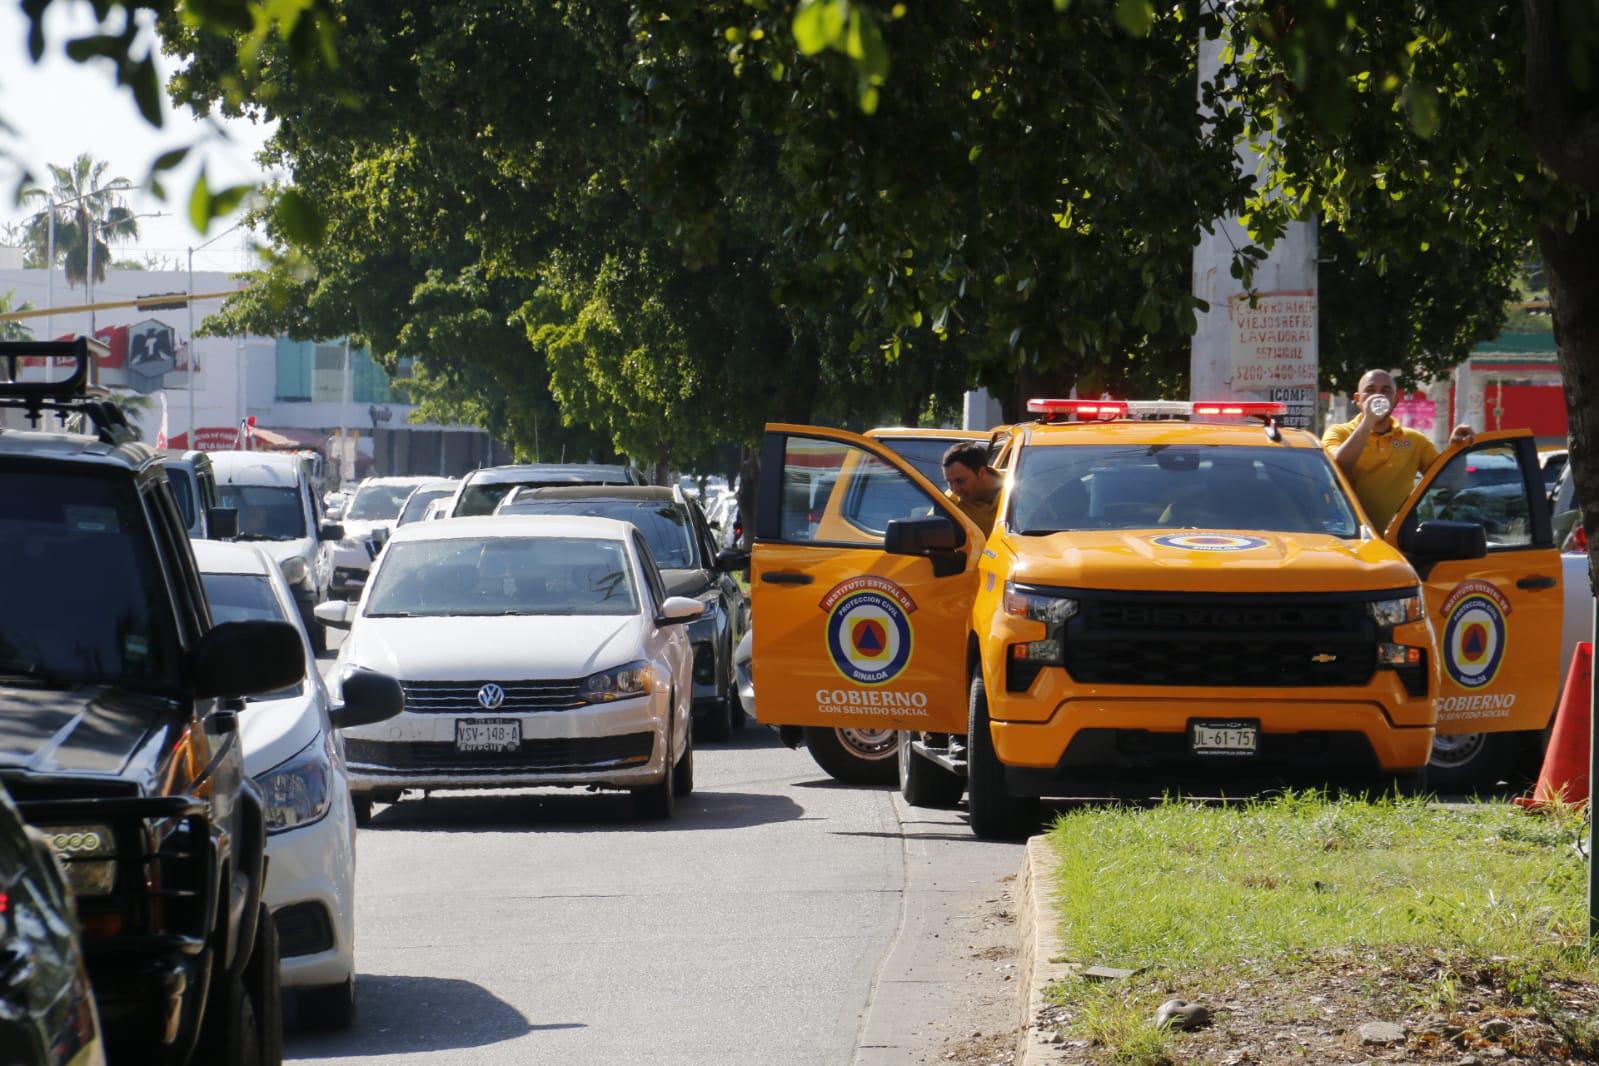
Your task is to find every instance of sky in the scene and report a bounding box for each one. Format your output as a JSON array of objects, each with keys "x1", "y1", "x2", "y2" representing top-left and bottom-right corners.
[{"x1": 0, "y1": 0, "x2": 278, "y2": 274}]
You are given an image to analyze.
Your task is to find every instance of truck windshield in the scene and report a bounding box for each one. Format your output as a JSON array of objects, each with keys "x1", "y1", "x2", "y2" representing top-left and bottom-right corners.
[
  {"x1": 217, "y1": 484, "x2": 306, "y2": 540},
  {"x1": 1010, "y1": 444, "x2": 1361, "y2": 537},
  {"x1": 0, "y1": 471, "x2": 182, "y2": 690}
]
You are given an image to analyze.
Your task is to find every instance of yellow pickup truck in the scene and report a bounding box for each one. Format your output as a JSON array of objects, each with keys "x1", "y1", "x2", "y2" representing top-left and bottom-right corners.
[{"x1": 750, "y1": 400, "x2": 1563, "y2": 837}]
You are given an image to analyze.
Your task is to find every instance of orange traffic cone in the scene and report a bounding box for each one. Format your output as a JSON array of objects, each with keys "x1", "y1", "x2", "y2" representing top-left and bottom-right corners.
[{"x1": 1515, "y1": 641, "x2": 1592, "y2": 810}]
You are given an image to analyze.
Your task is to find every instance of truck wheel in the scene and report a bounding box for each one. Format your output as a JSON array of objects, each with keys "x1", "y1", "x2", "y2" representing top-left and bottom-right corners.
[
  {"x1": 898, "y1": 731, "x2": 965, "y2": 808},
  {"x1": 198, "y1": 903, "x2": 281, "y2": 1066},
  {"x1": 803, "y1": 727, "x2": 898, "y2": 785},
  {"x1": 966, "y1": 675, "x2": 1038, "y2": 840},
  {"x1": 298, "y1": 977, "x2": 357, "y2": 1031},
  {"x1": 1427, "y1": 731, "x2": 1521, "y2": 791},
  {"x1": 695, "y1": 699, "x2": 735, "y2": 743}
]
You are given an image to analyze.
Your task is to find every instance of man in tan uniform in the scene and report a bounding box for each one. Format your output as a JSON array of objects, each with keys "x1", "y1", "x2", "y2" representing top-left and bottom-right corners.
[{"x1": 941, "y1": 442, "x2": 1002, "y2": 535}]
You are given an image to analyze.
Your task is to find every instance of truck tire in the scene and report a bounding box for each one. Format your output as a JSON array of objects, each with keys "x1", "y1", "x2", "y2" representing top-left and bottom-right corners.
[
  {"x1": 1427, "y1": 731, "x2": 1524, "y2": 792},
  {"x1": 297, "y1": 977, "x2": 357, "y2": 1031},
  {"x1": 897, "y1": 731, "x2": 965, "y2": 808},
  {"x1": 196, "y1": 903, "x2": 281, "y2": 1066},
  {"x1": 803, "y1": 727, "x2": 898, "y2": 785},
  {"x1": 966, "y1": 675, "x2": 1038, "y2": 840}
]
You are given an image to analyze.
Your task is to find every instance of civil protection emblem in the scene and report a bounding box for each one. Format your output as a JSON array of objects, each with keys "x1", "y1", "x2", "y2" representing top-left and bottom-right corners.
[
  {"x1": 1439, "y1": 580, "x2": 1511, "y2": 690},
  {"x1": 1150, "y1": 533, "x2": 1269, "y2": 553},
  {"x1": 819, "y1": 576, "x2": 917, "y2": 686}
]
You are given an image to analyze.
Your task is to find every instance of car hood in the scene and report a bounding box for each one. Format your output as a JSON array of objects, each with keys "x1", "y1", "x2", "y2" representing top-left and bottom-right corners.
[
  {"x1": 1004, "y1": 529, "x2": 1418, "y2": 594},
  {"x1": 662, "y1": 569, "x2": 712, "y2": 598},
  {"x1": 248, "y1": 537, "x2": 315, "y2": 565},
  {"x1": 240, "y1": 686, "x2": 325, "y2": 777},
  {"x1": 342, "y1": 614, "x2": 645, "y2": 680},
  {"x1": 0, "y1": 685, "x2": 173, "y2": 778}
]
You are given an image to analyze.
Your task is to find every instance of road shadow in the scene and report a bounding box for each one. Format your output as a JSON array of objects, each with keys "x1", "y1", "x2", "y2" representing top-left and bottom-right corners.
[
  {"x1": 790, "y1": 777, "x2": 895, "y2": 791},
  {"x1": 697, "y1": 725, "x2": 786, "y2": 750},
  {"x1": 285, "y1": 973, "x2": 573, "y2": 1058},
  {"x1": 360, "y1": 787, "x2": 806, "y2": 834}
]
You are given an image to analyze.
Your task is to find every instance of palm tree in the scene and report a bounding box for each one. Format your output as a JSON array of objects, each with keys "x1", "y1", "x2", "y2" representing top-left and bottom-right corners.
[
  {"x1": 19, "y1": 154, "x2": 140, "y2": 297},
  {"x1": 0, "y1": 290, "x2": 34, "y2": 342}
]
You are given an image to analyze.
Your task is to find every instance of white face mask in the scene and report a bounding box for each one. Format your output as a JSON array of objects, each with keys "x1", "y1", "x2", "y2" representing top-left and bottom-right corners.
[{"x1": 1365, "y1": 394, "x2": 1392, "y2": 420}]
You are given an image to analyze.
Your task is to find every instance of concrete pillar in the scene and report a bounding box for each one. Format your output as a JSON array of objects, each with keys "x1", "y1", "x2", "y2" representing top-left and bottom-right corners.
[
  {"x1": 962, "y1": 388, "x2": 1004, "y2": 431},
  {"x1": 1190, "y1": 32, "x2": 1319, "y2": 430}
]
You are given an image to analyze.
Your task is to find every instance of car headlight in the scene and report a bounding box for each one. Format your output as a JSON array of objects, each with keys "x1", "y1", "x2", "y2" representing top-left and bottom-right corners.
[
  {"x1": 580, "y1": 660, "x2": 652, "y2": 703},
  {"x1": 279, "y1": 556, "x2": 309, "y2": 586},
  {"x1": 1368, "y1": 591, "x2": 1424, "y2": 627},
  {"x1": 255, "y1": 732, "x2": 334, "y2": 833},
  {"x1": 44, "y1": 824, "x2": 117, "y2": 896},
  {"x1": 1003, "y1": 582, "x2": 1079, "y2": 624}
]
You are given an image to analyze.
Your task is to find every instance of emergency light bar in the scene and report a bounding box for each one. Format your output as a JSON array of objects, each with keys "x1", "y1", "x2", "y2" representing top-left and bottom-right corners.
[{"x1": 1027, "y1": 398, "x2": 1287, "y2": 422}]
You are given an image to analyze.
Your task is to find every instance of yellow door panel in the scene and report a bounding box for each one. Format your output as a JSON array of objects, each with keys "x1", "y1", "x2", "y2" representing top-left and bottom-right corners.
[
  {"x1": 1389, "y1": 430, "x2": 1564, "y2": 735},
  {"x1": 751, "y1": 425, "x2": 982, "y2": 733}
]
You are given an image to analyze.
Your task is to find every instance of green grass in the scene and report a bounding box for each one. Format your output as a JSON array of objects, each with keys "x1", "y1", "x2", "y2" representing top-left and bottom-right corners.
[{"x1": 1040, "y1": 793, "x2": 1595, "y2": 1061}]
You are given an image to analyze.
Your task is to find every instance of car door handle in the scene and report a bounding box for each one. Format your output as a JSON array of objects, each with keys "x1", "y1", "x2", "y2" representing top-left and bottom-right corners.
[
  {"x1": 1516, "y1": 575, "x2": 1557, "y2": 590},
  {"x1": 761, "y1": 572, "x2": 814, "y2": 585}
]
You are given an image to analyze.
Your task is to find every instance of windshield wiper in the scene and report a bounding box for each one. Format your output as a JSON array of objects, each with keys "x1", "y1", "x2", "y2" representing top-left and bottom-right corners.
[
  {"x1": 364, "y1": 610, "x2": 412, "y2": 618},
  {"x1": 234, "y1": 532, "x2": 289, "y2": 542}
]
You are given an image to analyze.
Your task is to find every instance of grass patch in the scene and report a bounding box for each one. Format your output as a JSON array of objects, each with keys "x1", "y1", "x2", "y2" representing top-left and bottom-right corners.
[{"x1": 1040, "y1": 793, "x2": 1595, "y2": 1061}]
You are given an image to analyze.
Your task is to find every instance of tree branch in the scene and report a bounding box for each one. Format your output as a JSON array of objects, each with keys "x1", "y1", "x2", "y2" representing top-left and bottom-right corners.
[{"x1": 1523, "y1": 0, "x2": 1599, "y2": 192}]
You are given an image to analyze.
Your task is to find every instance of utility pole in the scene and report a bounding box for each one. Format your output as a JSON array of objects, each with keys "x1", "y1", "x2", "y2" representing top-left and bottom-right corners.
[
  {"x1": 339, "y1": 338, "x2": 353, "y2": 483},
  {"x1": 188, "y1": 223, "x2": 242, "y2": 444}
]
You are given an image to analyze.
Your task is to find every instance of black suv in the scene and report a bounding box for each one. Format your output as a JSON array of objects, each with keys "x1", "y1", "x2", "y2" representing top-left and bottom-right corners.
[{"x1": 0, "y1": 339, "x2": 304, "y2": 1064}]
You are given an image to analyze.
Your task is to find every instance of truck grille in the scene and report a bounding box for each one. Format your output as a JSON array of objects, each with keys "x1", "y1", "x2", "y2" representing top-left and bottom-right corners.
[
  {"x1": 345, "y1": 733, "x2": 654, "y2": 774},
  {"x1": 1062, "y1": 591, "x2": 1377, "y2": 687},
  {"x1": 400, "y1": 679, "x2": 587, "y2": 713}
]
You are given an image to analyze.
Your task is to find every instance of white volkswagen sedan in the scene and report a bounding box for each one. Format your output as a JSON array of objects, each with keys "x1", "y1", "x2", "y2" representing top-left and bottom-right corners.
[
  {"x1": 316, "y1": 516, "x2": 703, "y2": 819},
  {"x1": 193, "y1": 541, "x2": 403, "y2": 1029}
]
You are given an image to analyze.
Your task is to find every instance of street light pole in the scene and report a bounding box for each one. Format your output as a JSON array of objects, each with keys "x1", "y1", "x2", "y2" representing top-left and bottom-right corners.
[{"x1": 186, "y1": 223, "x2": 243, "y2": 445}]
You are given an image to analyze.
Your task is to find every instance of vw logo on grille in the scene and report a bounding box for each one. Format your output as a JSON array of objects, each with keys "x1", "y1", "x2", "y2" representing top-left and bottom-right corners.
[{"x1": 477, "y1": 683, "x2": 506, "y2": 710}]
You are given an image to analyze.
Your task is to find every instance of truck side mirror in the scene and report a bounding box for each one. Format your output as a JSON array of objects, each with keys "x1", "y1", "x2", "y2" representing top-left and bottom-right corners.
[
  {"x1": 193, "y1": 621, "x2": 304, "y2": 699},
  {"x1": 885, "y1": 515, "x2": 963, "y2": 555},
  {"x1": 1403, "y1": 519, "x2": 1488, "y2": 562}
]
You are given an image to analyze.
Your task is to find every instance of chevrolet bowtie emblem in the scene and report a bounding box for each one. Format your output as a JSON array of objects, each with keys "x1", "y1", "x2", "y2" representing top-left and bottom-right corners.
[{"x1": 1311, "y1": 653, "x2": 1338, "y2": 664}]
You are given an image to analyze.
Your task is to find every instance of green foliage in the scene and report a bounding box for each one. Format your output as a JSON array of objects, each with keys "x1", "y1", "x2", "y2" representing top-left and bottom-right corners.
[{"x1": 0, "y1": 291, "x2": 34, "y2": 342}]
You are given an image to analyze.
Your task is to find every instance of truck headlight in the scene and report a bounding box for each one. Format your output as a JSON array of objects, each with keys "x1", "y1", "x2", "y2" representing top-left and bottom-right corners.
[
  {"x1": 279, "y1": 556, "x2": 309, "y2": 586},
  {"x1": 581, "y1": 661, "x2": 651, "y2": 703},
  {"x1": 256, "y1": 733, "x2": 334, "y2": 833},
  {"x1": 1003, "y1": 583, "x2": 1079, "y2": 624},
  {"x1": 1368, "y1": 591, "x2": 1424, "y2": 627},
  {"x1": 45, "y1": 825, "x2": 117, "y2": 896}
]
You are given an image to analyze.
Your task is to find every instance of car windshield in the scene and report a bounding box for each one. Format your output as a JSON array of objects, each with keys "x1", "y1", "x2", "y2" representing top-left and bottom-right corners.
[
  {"x1": 499, "y1": 500, "x2": 698, "y2": 569},
  {"x1": 199, "y1": 572, "x2": 304, "y2": 698},
  {"x1": 167, "y1": 466, "x2": 197, "y2": 528},
  {"x1": 364, "y1": 536, "x2": 640, "y2": 617},
  {"x1": 1010, "y1": 444, "x2": 1361, "y2": 537},
  {"x1": 0, "y1": 471, "x2": 181, "y2": 690},
  {"x1": 217, "y1": 484, "x2": 306, "y2": 540},
  {"x1": 346, "y1": 482, "x2": 418, "y2": 520},
  {"x1": 398, "y1": 488, "x2": 452, "y2": 526}
]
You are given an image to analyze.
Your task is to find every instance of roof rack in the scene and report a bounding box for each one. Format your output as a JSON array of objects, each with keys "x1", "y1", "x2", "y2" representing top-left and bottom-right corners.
[{"x1": 0, "y1": 337, "x2": 138, "y2": 446}]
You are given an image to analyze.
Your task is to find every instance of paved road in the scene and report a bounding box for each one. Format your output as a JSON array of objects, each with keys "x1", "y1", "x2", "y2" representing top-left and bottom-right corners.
[{"x1": 286, "y1": 726, "x2": 1023, "y2": 1065}]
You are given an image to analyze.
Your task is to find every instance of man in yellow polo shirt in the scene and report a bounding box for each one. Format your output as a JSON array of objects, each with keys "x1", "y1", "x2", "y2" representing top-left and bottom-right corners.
[
  {"x1": 941, "y1": 442, "x2": 1002, "y2": 535},
  {"x1": 1323, "y1": 369, "x2": 1474, "y2": 531}
]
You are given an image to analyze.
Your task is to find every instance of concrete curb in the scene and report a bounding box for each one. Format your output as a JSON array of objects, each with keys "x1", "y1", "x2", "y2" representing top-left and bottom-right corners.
[{"x1": 1015, "y1": 835, "x2": 1075, "y2": 1065}]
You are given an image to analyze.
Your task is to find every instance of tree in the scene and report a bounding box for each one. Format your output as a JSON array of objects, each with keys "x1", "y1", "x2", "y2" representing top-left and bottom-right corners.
[
  {"x1": 0, "y1": 291, "x2": 34, "y2": 342},
  {"x1": 19, "y1": 154, "x2": 141, "y2": 295},
  {"x1": 1219, "y1": 0, "x2": 1598, "y2": 585}
]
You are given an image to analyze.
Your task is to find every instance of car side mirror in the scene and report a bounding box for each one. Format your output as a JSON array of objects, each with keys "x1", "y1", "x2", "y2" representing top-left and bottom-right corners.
[
  {"x1": 318, "y1": 521, "x2": 345, "y2": 542},
  {"x1": 715, "y1": 548, "x2": 750, "y2": 573},
  {"x1": 193, "y1": 620, "x2": 304, "y2": 700},
  {"x1": 658, "y1": 596, "x2": 706, "y2": 625},
  {"x1": 885, "y1": 515, "x2": 963, "y2": 555},
  {"x1": 207, "y1": 506, "x2": 238, "y2": 540},
  {"x1": 331, "y1": 668, "x2": 405, "y2": 730},
  {"x1": 313, "y1": 600, "x2": 353, "y2": 629},
  {"x1": 325, "y1": 503, "x2": 345, "y2": 521},
  {"x1": 1403, "y1": 519, "x2": 1488, "y2": 562},
  {"x1": 371, "y1": 527, "x2": 390, "y2": 550}
]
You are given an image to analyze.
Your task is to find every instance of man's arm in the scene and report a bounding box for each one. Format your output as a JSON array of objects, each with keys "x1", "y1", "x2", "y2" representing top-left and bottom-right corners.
[{"x1": 1326, "y1": 418, "x2": 1370, "y2": 477}]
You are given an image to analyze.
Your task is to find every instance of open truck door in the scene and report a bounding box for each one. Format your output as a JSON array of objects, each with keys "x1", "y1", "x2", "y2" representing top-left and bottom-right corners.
[{"x1": 1388, "y1": 429, "x2": 1564, "y2": 787}]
